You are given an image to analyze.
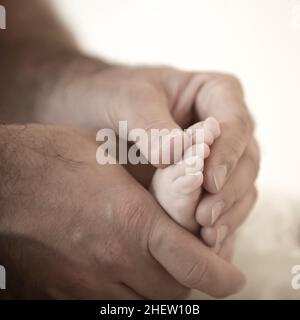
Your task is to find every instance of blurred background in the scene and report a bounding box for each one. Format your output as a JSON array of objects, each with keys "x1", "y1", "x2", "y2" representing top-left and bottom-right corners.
[{"x1": 52, "y1": 0, "x2": 300, "y2": 299}]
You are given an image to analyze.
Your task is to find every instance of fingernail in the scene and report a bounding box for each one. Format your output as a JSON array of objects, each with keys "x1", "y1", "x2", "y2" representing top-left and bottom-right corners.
[
  {"x1": 213, "y1": 165, "x2": 227, "y2": 191},
  {"x1": 211, "y1": 201, "x2": 225, "y2": 225},
  {"x1": 216, "y1": 225, "x2": 228, "y2": 246}
]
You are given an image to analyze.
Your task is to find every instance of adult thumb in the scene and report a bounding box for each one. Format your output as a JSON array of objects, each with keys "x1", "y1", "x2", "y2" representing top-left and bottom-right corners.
[{"x1": 124, "y1": 94, "x2": 190, "y2": 168}]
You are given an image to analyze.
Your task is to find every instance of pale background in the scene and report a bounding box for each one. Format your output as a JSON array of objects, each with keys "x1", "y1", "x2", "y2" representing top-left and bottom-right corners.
[{"x1": 52, "y1": 0, "x2": 300, "y2": 298}]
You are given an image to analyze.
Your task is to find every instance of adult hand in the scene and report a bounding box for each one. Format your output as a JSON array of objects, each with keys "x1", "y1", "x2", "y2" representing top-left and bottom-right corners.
[
  {"x1": 0, "y1": 124, "x2": 245, "y2": 299},
  {"x1": 100, "y1": 68, "x2": 260, "y2": 248},
  {"x1": 41, "y1": 66, "x2": 259, "y2": 246},
  {"x1": 0, "y1": 0, "x2": 259, "y2": 250}
]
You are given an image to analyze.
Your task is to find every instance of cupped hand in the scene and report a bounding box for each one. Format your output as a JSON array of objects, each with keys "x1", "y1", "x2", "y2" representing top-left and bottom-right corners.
[{"x1": 81, "y1": 66, "x2": 260, "y2": 246}]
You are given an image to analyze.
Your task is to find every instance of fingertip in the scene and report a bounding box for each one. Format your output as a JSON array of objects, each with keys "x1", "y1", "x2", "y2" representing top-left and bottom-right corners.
[
  {"x1": 208, "y1": 254, "x2": 247, "y2": 298},
  {"x1": 200, "y1": 227, "x2": 217, "y2": 247},
  {"x1": 196, "y1": 205, "x2": 212, "y2": 226},
  {"x1": 231, "y1": 270, "x2": 247, "y2": 295},
  {"x1": 210, "y1": 268, "x2": 246, "y2": 299}
]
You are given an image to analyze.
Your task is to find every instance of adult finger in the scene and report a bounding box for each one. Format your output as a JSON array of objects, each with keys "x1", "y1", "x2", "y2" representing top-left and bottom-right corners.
[
  {"x1": 109, "y1": 71, "x2": 189, "y2": 167},
  {"x1": 194, "y1": 73, "x2": 255, "y2": 193},
  {"x1": 148, "y1": 212, "x2": 246, "y2": 298},
  {"x1": 196, "y1": 139, "x2": 260, "y2": 226},
  {"x1": 93, "y1": 164, "x2": 191, "y2": 300},
  {"x1": 200, "y1": 187, "x2": 258, "y2": 248}
]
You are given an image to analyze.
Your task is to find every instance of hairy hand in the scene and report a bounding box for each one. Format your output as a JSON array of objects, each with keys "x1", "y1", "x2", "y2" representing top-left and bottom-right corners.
[{"x1": 0, "y1": 124, "x2": 244, "y2": 299}]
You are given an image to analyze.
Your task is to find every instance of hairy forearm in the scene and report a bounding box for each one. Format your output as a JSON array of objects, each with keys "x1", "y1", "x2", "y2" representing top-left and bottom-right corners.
[{"x1": 0, "y1": 0, "x2": 109, "y2": 124}]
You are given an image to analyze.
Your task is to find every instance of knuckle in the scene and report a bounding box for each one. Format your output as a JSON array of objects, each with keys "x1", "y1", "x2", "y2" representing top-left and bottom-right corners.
[
  {"x1": 232, "y1": 110, "x2": 254, "y2": 137},
  {"x1": 250, "y1": 154, "x2": 260, "y2": 179},
  {"x1": 253, "y1": 139, "x2": 261, "y2": 169},
  {"x1": 182, "y1": 258, "x2": 209, "y2": 289},
  {"x1": 247, "y1": 140, "x2": 261, "y2": 178},
  {"x1": 222, "y1": 73, "x2": 242, "y2": 87},
  {"x1": 209, "y1": 73, "x2": 243, "y2": 96},
  {"x1": 228, "y1": 184, "x2": 240, "y2": 207},
  {"x1": 248, "y1": 112, "x2": 256, "y2": 133}
]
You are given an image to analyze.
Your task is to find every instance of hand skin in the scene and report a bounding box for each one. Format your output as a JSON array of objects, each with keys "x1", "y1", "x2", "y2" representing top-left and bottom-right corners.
[
  {"x1": 0, "y1": 0, "x2": 259, "y2": 298},
  {"x1": 0, "y1": 1, "x2": 259, "y2": 247},
  {"x1": 36, "y1": 65, "x2": 260, "y2": 247},
  {"x1": 0, "y1": 124, "x2": 245, "y2": 299}
]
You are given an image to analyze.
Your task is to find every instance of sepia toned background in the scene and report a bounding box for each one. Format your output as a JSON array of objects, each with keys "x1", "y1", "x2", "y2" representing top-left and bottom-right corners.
[{"x1": 52, "y1": 0, "x2": 300, "y2": 299}]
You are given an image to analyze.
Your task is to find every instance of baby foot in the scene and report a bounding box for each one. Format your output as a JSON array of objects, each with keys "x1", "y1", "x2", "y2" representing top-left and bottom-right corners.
[{"x1": 150, "y1": 117, "x2": 220, "y2": 233}]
